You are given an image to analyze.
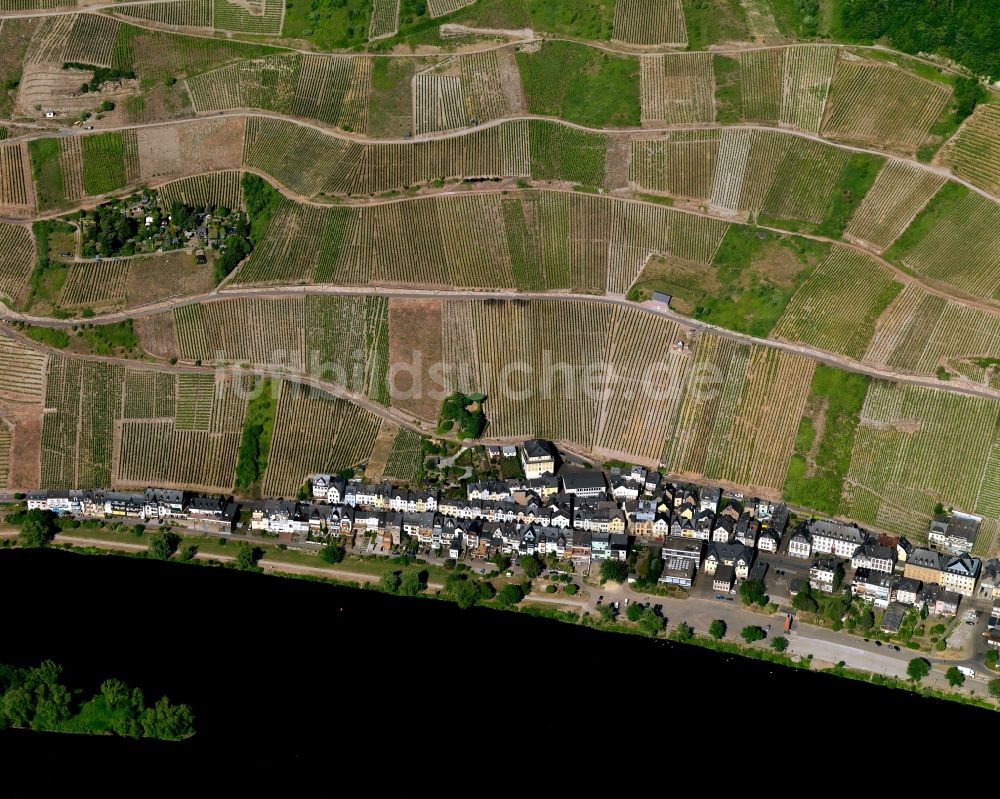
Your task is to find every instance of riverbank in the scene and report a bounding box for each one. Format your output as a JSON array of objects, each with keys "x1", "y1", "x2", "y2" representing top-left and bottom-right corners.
[{"x1": 7, "y1": 534, "x2": 996, "y2": 717}]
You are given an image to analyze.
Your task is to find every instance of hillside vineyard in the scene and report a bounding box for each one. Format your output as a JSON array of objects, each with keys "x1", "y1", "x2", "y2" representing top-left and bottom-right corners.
[{"x1": 1, "y1": 0, "x2": 999, "y2": 554}]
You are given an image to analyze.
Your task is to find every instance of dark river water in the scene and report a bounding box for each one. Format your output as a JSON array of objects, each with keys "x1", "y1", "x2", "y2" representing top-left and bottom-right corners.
[{"x1": 0, "y1": 548, "x2": 989, "y2": 775}]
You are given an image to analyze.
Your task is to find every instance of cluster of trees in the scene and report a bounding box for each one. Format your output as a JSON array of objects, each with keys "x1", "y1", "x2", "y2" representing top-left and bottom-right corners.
[
  {"x1": 147, "y1": 532, "x2": 181, "y2": 560},
  {"x1": 624, "y1": 602, "x2": 664, "y2": 635},
  {"x1": 599, "y1": 558, "x2": 628, "y2": 584},
  {"x1": 62, "y1": 63, "x2": 136, "y2": 93},
  {"x1": 444, "y1": 572, "x2": 495, "y2": 609},
  {"x1": 378, "y1": 569, "x2": 424, "y2": 597},
  {"x1": 437, "y1": 393, "x2": 488, "y2": 439},
  {"x1": 835, "y1": 0, "x2": 1000, "y2": 80},
  {"x1": 234, "y1": 543, "x2": 263, "y2": 571},
  {"x1": 319, "y1": 542, "x2": 346, "y2": 564},
  {"x1": 234, "y1": 380, "x2": 276, "y2": 496},
  {"x1": 81, "y1": 204, "x2": 140, "y2": 256},
  {"x1": 739, "y1": 579, "x2": 769, "y2": 607},
  {"x1": 17, "y1": 510, "x2": 58, "y2": 548},
  {"x1": 0, "y1": 660, "x2": 193, "y2": 740}
]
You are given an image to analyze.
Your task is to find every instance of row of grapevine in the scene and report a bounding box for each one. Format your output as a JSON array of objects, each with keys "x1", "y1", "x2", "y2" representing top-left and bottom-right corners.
[
  {"x1": 822, "y1": 56, "x2": 951, "y2": 154},
  {"x1": 122, "y1": 368, "x2": 176, "y2": 419},
  {"x1": 425, "y1": 0, "x2": 474, "y2": 17},
  {"x1": 0, "y1": 425, "x2": 9, "y2": 488},
  {"x1": 382, "y1": 425, "x2": 423, "y2": 481},
  {"x1": 212, "y1": 0, "x2": 282, "y2": 34},
  {"x1": 639, "y1": 52, "x2": 714, "y2": 124},
  {"x1": 737, "y1": 45, "x2": 837, "y2": 134},
  {"x1": 112, "y1": 0, "x2": 213, "y2": 29},
  {"x1": 157, "y1": 170, "x2": 244, "y2": 210},
  {"x1": 939, "y1": 103, "x2": 1000, "y2": 197},
  {"x1": 292, "y1": 54, "x2": 370, "y2": 132},
  {"x1": 24, "y1": 15, "x2": 74, "y2": 64},
  {"x1": 187, "y1": 54, "x2": 301, "y2": 115},
  {"x1": 612, "y1": 0, "x2": 686, "y2": 46},
  {"x1": 772, "y1": 248, "x2": 903, "y2": 359},
  {"x1": 0, "y1": 141, "x2": 30, "y2": 209},
  {"x1": 630, "y1": 131, "x2": 719, "y2": 199},
  {"x1": 63, "y1": 13, "x2": 120, "y2": 68},
  {"x1": 842, "y1": 381, "x2": 1000, "y2": 538},
  {"x1": 262, "y1": 382, "x2": 382, "y2": 497},
  {"x1": 369, "y1": 0, "x2": 399, "y2": 40},
  {"x1": 890, "y1": 187, "x2": 1000, "y2": 301},
  {"x1": 59, "y1": 137, "x2": 84, "y2": 201},
  {"x1": 740, "y1": 0, "x2": 780, "y2": 40},
  {"x1": 59, "y1": 259, "x2": 129, "y2": 308},
  {"x1": 413, "y1": 73, "x2": 466, "y2": 135},
  {"x1": 175, "y1": 372, "x2": 215, "y2": 431},
  {"x1": 863, "y1": 283, "x2": 1000, "y2": 375},
  {"x1": 844, "y1": 160, "x2": 945, "y2": 250},
  {"x1": 0, "y1": 222, "x2": 34, "y2": 303}
]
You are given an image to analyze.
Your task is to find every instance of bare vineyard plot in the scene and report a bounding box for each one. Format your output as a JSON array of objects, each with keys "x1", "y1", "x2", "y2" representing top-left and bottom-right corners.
[
  {"x1": 822, "y1": 57, "x2": 951, "y2": 154},
  {"x1": 0, "y1": 425, "x2": 9, "y2": 487},
  {"x1": 739, "y1": 0, "x2": 780, "y2": 40},
  {"x1": 188, "y1": 54, "x2": 301, "y2": 116},
  {"x1": 0, "y1": 221, "x2": 34, "y2": 303},
  {"x1": 59, "y1": 259, "x2": 129, "y2": 308},
  {"x1": 863, "y1": 284, "x2": 1000, "y2": 377},
  {"x1": 0, "y1": 0, "x2": 71, "y2": 11},
  {"x1": 24, "y1": 15, "x2": 74, "y2": 65},
  {"x1": 212, "y1": 0, "x2": 283, "y2": 34},
  {"x1": 157, "y1": 171, "x2": 244, "y2": 210},
  {"x1": 262, "y1": 384, "x2": 382, "y2": 497},
  {"x1": 112, "y1": 0, "x2": 213, "y2": 29},
  {"x1": 640, "y1": 53, "x2": 714, "y2": 125},
  {"x1": 887, "y1": 184, "x2": 1000, "y2": 301},
  {"x1": 369, "y1": 0, "x2": 399, "y2": 40},
  {"x1": 135, "y1": 118, "x2": 246, "y2": 186},
  {"x1": 841, "y1": 381, "x2": 1000, "y2": 538},
  {"x1": 612, "y1": 0, "x2": 686, "y2": 45},
  {"x1": 939, "y1": 103, "x2": 1000, "y2": 197},
  {"x1": 630, "y1": 132, "x2": 719, "y2": 200},
  {"x1": 772, "y1": 248, "x2": 902, "y2": 360},
  {"x1": 0, "y1": 338, "x2": 46, "y2": 403},
  {"x1": 413, "y1": 73, "x2": 466, "y2": 135},
  {"x1": 844, "y1": 160, "x2": 945, "y2": 250}
]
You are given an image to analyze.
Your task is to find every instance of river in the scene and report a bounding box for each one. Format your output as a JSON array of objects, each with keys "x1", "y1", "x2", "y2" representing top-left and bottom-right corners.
[{"x1": 0, "y1": 548, "x2": 988, "y2": 769}]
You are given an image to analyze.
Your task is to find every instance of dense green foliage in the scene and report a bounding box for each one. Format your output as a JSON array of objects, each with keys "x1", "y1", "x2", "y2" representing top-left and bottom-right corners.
[
  {"x1": 242, "y1": 173, "x2": 282, "y2": 245},
  {"x1": 599, "y1": 558, "x2": 628, "y2": 584},
  {"x1": 234, "y1": 380, "x2": 277, "y2": 495},
  {"x1": 319, "y1": 541, "x2": 346, "y2": 564},
  {"x1": 234, "y1": 542, "x2": 264, "y2": 571},
  {"x1": 444, "y1": 572, "x2": 495, "y2": 609},
  {"x1": 945, "y1": 666, "x2": 965, "y2": 687},
  {"x1": 528, "y1": 121, "x2": 607, "y2": 187},
  {"x1": 18, "y1": 509, "x2": 58, "y2": 548},
  {"x1": 147, "y1": 531, "x2": 181, "y2": 560},
  {"x1": 82, "y1": 204, "x2": 140, "y2": 256},
  {"x1": 739, "y1": 578, "x2": 768, "y2": 607},
  {"x1": 709, "y1": 619, "x2": 727, "y2": 639},
  {"x1": 674, "y1": 227, "x2": 827, "y2": 337},
  {"x1": 885, "y1": 181, "x2": 967, "y2": 263},
  {"x1": 23, "y1": 325, "x2": 70, "y2": 349},
  {"x1": 771, "y1": 635, "x2": 789, "y2": 652},
  {"x1": 276, "y1": 0, "x2": 372, "y2": 49},
  {"x1": 81, "y1": 132, "x2": 127, "y2": 196},
  {"x1": 63, "y1": 63, "x2": 136, "y2": 93},
  {"x1": 682, "y1": 0, "x2": 748, "y2": 49},
  {"x1": 28, "y1": 139, "x2": 66, "y2": 211},
  {"x1": 907, "y1": 657, "x2": 930, "y2": 682},
  {"x1": 783, "y1": 364, "x2": 870, "y2": 514},
  {"x1": 0, "y1": 660, "x2": 193, "y2": 740},
  {"x1": 835, "y1": 0, "x2": 1000, "y2": 80},
  {"x1": 740, "y1": 625, "x2": 766, "y2": 643},
  {"x1": 516, "y1": 41, "x2": 640, "y2": 127},
  {"x1": 816, "y1": 153, "x2": 885, "y2": 238},
  {"x1": 79, "y1": 320, "x2": 140, "y2": 355},
  {"x1": 438, "y1": 392, "x2": 487, "y2": 439}
]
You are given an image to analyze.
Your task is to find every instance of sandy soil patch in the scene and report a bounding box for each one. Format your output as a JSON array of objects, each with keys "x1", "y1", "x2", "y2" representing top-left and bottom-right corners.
[
  {"x1": 125, "y1": 251, "x2": 215, "y2": 308},
  {"x1": 364, "y1": 420, "x2": 399, "y2": 480},
  {"x1": 388, "y1": 297, "x2": 442, "y2": 422},
  {"x1": 16, "y1": 64, "x2": 139, "y2": 119},
  {"x1": 136, "y1": 313, "x2": 180, "y2": 360},
  {"x1": 4, "y1": 407, "x2": 41, "y2": 490},
  {"x1": 138, "y1": 118, "x2": 245, "y2": 182}
]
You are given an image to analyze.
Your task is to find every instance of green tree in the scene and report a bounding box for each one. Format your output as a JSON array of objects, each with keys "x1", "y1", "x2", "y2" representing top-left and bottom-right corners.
[
  {"x1": 859, "y1": 609, "x2": 875, "y2": 631},
  {"x1": 626, "y1": 603, "x2": 643, "y2": 622},
  {"x1": 2, "y1": 687, "x2": 34, "y2": 728},
  {"x1": 399, "y1": 570, "x2": 422, "y2": 597},
  {"x1": 771, "y1": 636, "x2": 788, "y2": 652},
  {"x1": 945, "y1": 666, "x2": 966, "y2": 687},
  {"x1": 709, "y1": 619, "x2": 727, "y2": 639},
  {"x1": 147, "y1": 531, "x2": 181, "y2": 560},
  {"x1": 234, "y1": 543, "x2": 263, "y2": 571},
  {"x1": 496, "y1": 583, "x2": 525, "y2": 608},
  {"x1": 100, "y1": 678, "x2": 131, "y2": 709},
  {"x1": 741, "y1": 625, "x2": 766, "y2": 643},
  {"x1": 739, "y1": 579, "x2": 768, "y2": 607},
  {"x1": 18, "y1": 509, "x2": 57, "y2": 548},
  {"x1": 564, "y1": 583, "x2": 578, "y2": 595},
  {"x1": 319, "y1": 542, "x2": 346, "y2": 564},
  {"x1": 519, "y1": 554, "x2": 542, "y2": 579},
  {"x1": 597, "y1": 603, "x2": 615, "y2": 622},
  {"x1": 989, "y1": 679, "x2": 1000, "y2": 699},
  {"x1": 638, "y1": 607, "x2": 662, "y2": 636},
  {"x1": 986, "y1": 649, "x2": 999, "y2": 669},
  {"x1": 379, "y1": 571, "x2": 401, "y2": 594},
  {"x1": 832, "y1": 563, "x2": 845, "y2": 592},
  {"x1": 599, "y1": 558, "x2": 628, "y2": 584},
  {"x1": 673, "y1": 622, "x2": 694, "y2": 642},
  {"x1": 920, "y1": 603, "x2": 929, "y2": 620},
  {"x1": 792, "y1": 585, "x2": 819, "y2": 613},
  {"x1": 907, "y1": 657, "x2": 931, "y2": 682},
  {"x1": 141, "y1": 696, "x2": 195, "y2": 740}
]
